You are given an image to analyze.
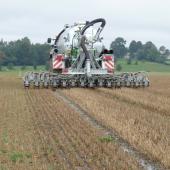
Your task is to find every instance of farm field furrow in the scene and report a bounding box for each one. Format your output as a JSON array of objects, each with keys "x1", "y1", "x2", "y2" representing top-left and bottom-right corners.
[
  {"x1": 25, "y1": 89, "x2": 140, "y2": 170},
  {"x1": 0, "y1": 75, "x2": 51, "y2": 170},
  {"x1": 61, "y1": 75, "x2": 170, "y2": 169},
  {"x1": 0, "y1": 75, "x2": 140, "y2": 170}
]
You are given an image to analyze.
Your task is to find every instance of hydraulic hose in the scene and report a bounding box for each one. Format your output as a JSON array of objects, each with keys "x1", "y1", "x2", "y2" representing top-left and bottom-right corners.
[
  {"x1": 81, "y1": 18, "x2": 106, "y2": 35},
  {"x1": 80, "y1": 18, "x2": 106, "y2": 61},
  {"x1": 80, "y1": 36, "x2": 90, "y2": 60}
]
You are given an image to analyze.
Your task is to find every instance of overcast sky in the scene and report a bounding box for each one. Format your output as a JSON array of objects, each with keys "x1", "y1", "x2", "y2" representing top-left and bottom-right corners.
[{"x1": 0, "y1": 0, "x2": 170, "y2": 49}]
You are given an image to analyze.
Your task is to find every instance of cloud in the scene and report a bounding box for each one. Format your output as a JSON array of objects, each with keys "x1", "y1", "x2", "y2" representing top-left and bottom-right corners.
[{"x1": 0, "y1": 0, "x2": 170, "y2": 48}]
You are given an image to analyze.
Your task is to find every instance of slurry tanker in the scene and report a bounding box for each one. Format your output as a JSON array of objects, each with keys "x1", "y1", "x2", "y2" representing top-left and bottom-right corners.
[{"x1": 23, "y1": 18, "x2": 149, "y2": 89}]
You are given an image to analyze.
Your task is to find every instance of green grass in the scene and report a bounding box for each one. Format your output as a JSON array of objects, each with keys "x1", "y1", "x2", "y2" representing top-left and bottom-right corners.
[
  {"x1": 0, "y1": 61, "x2": 170, "y2": 76},
  {"x1": 10, "y1": 152, "x2": 24, "y2": 163},
  {"x1": 0, "y1": 65, "x2": 46, "y2": 76},
  {"x1": 0, "y1": 148, "x2": 32, "y2": 164},
  {"x1": 116, "y1": 59, "x2": 170, "y2": 73},
  {"x1": 98, "y1": 135, "x2": 115, "y2": 143},
  {"x1": 9, "y1": 152, "x2": 32, "y2": 163}
]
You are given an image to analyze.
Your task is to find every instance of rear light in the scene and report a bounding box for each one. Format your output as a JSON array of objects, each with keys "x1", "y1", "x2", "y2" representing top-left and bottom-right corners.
[{"x1": 102, "y1": 55, "x2": 113, "y2": 61}]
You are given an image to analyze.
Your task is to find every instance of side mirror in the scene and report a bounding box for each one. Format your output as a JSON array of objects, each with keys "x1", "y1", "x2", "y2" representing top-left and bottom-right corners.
[{"x1": 47, "y1": 38, "x2": 51, "y2": 44}]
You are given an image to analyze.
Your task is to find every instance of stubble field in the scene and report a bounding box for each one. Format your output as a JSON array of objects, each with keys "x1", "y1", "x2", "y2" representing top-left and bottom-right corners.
[{"x1": 0, "y1": 73, "x2": 169, "y2": 170}]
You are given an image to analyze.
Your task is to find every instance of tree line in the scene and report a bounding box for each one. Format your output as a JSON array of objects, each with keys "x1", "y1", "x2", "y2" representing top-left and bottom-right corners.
[
  {"x1": 0, "y1": 37, "x2": 169, "y2": 69},
  {"x1": 0, "y1": 37, "x2": 50, "y2": 69},
  {"x1": 110, "y1": 37, "x2": 170, "y2": 64}
]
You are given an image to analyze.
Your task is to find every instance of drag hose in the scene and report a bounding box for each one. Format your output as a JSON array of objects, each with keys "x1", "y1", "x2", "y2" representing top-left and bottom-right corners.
[
  {"x1": 80, "y1": 18, "x2": 106, "y2": 61},
  {"x1": 81, "y1": 18, "x2": 106, "y2": 35}
]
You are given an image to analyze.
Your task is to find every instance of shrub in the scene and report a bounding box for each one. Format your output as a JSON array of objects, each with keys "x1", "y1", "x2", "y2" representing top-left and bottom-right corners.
[{"x1": 116, "y1": 64, "x2": 122, "y2": 71}]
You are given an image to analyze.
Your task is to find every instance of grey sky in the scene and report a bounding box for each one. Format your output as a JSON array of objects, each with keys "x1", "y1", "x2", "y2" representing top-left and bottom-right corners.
[{"x1": 0, "y1": 0, "x2": 170, "y2": 49}]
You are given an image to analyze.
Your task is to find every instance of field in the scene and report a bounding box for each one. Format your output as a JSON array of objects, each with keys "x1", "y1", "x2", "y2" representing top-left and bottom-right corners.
[
  {"x1": 117, "y1": 59, "x2": 170, "y2": 73},
  {"x1": 1, "y1": 59, "x2": 170, "y2": 74},
  {"x1": 0, "y1": 73, "x2": 169, "y2": 170}
]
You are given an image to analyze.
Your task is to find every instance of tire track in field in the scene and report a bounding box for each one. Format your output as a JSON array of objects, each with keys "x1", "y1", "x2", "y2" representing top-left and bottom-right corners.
[
  {"x1": 26, "y1": 90, "x2": 106, "y2": 169},
  {"x1": 55, "y1": 89, "x2": 166, "y2": 170},
  {"x1": 61, "y1": 88, "x2": 170, "y2": 168},
  {"x1": 37, "y1": 90, "x2": 136, "y2": 169},
  {"x1": 25, "y1": 89, "x2": 140, "y2": 170},
  {"x1": 36, "y1": 92, "x2": 92, "y2": 169}
]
